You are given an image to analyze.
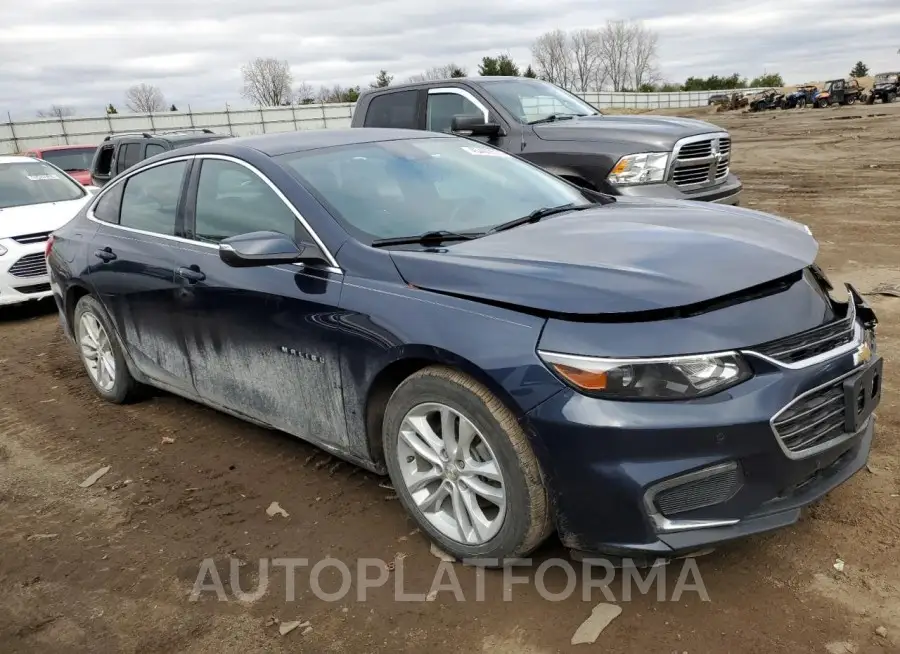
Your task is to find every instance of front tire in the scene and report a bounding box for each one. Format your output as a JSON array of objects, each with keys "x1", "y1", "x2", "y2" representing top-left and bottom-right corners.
[
  {"x1": 74, "y1": 295, "x2": 139, "y2": 404},
  {"x1": 383, "y1": 366, "x2": 552, "y2": 563}
]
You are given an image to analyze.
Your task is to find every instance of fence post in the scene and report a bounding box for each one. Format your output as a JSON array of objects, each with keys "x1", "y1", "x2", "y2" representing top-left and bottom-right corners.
[
  {"x1": 188, "y1": 105, "x2": 195, "y2": 128},
  {"x1": 148, "y1": 112, "x2": 156, "y2": 133},
  {"x1": 106, "y1": 110, "x2": 113, "y2": 135},
  {"x1": 259, "y1": 107, "x2": 266, "y2": 133},
  {"x1": 7, "y1": 111, "x2": 19, "y2": 152},
  {"x1": 291, "y1": 104, "x2": 298, "y2": 131},
  {"x1": 59, "y1": 117, "x2": 69, "y2": 145},
  {"x1": 225, "y1": 103, "x2": 233, "y2": 136},
  {"x1": 321, "y1": 103, "x2": 327, "y2": 128}
]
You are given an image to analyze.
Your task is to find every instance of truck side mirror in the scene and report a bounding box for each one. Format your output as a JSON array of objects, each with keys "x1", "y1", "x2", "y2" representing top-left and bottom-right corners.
[{"x1": 451, "y1": 114, "x2": 502, "y2": 137}]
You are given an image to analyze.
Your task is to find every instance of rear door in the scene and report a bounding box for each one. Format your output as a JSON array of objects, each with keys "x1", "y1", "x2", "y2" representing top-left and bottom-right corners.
[
  {"x1": 361, "y1": 90, "x2": 425, "y2": 130},
  {"x1": 115, "y1": 141, "x2": 144, "y2": 176},
  {"x1": 86, "y1": 157, "x2": 196, "y2": 394},
  {"x1": 172, "y1": 155, "x2": 348, "y2": 448}
]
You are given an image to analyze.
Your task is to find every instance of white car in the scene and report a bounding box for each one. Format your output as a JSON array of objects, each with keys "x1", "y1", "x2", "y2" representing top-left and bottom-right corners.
[{"x1": 0, "y1": 155, "x2": 96, "y2": 307}]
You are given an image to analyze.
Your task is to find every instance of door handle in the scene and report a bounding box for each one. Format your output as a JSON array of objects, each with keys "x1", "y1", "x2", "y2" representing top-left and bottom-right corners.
[
  {"x1": 176, "y1": 265, "x2": 206, "y2": 283},
  {"x1": 94, "y1": 247, "x2": 117, "y2": 262}
]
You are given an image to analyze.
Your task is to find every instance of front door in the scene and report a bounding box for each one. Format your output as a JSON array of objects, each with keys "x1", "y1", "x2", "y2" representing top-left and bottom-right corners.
[
  {"x1": 86, "y1": 158, "x2": 195, "y2": 393},
  {"x1": 831, "y1": 80, "x2": 846, "y2": 104},
  {"x1": 172, "y1": 156, "x2": 348, "y2": 449},
  {"x1": 426, "y1": 88, "x2": 516, "y2": 152}
]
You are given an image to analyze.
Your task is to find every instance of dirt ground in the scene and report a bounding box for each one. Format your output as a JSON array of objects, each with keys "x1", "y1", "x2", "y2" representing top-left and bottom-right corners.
[{"x1": 2, "y1": 103, "x2": 899, "y2": 654}]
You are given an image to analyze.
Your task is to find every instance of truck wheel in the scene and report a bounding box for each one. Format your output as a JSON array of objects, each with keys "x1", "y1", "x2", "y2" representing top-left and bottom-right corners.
[
  {"x1": 383, "y1": 366, "x2": 552, "y2": 564},
  {"x1": 817, "y1": 98, "x2": 829, "y2": 108},
  {"x1": 889, "y1": 92, "x2": 897, "y2": 103},
  {"x1": 74, "y1": 295, "x2": 140, "y2": 404},
  {"x1": 846, "y1": 95, "x2": 857, "y2": 105}
]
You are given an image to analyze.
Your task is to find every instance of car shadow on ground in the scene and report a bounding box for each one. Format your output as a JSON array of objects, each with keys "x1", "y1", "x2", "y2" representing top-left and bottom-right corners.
[{"x1": 0, "y1": 298, "x2": 57, "y2": 324}]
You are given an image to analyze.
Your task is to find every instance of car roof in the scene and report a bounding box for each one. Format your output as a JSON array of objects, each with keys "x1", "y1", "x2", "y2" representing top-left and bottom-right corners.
[
  {"x1": 25, "y1": 144, "x2": 97, "y2": 152},
  {"x1": 0, "y1": 155, "x2": 44, "y2": 164},
  {"x1": 177, "y1": 128, "x2": 453, "y2": 157},
  {"x1": 104, "y1": 131, "x2": 225, "y2": 143}
]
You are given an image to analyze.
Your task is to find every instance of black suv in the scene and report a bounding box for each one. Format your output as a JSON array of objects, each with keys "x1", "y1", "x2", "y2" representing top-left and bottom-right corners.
[
  {"x1": 89, "y1": 129, "x2": 227, "y2": 187},
  {"x1": 351, "y1": 76, "x2": 742, "y2": 205}
]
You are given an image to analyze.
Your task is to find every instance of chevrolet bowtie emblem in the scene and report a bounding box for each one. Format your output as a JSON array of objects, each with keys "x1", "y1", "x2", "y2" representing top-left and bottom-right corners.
[{"x1": 853, "y1": 342, "x2": 872, "y2": 366}]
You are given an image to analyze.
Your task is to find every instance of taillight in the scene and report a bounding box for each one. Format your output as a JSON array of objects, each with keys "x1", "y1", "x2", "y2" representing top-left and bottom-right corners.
[{"x1": 45, "y1": 234, "x2": 55, "y2": 258}]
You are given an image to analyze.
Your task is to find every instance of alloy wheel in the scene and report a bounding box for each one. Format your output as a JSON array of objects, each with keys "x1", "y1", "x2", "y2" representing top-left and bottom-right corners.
[
  {"x1": 396, "y1": 402, "x2": 507, "y2": 545},
  {"x1": 78, "y1": 312, "x2": 116, "y2": 392}
]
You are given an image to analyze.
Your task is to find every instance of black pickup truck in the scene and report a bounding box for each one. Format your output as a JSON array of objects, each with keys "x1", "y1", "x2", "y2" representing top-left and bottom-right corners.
[{"x1": 351, "y1": 77, "x2": 742, "y2": 205}]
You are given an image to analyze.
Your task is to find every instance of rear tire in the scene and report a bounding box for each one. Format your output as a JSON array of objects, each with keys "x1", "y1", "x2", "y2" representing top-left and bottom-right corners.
[
  {"x1": 383, "y1": 366, "x2": 552, "y2": 564},
  {"x1": 74, "y1": 295, "x2": 139, "y2": 404},
  {"x1": 889, "y1": 92, "x2": 897, "y2": 103}
]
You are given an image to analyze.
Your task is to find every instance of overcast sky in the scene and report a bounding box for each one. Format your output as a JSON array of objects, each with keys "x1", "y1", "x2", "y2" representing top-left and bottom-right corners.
[{"x1": 2, "y1": 0, "x2": 899, "y2": 118}]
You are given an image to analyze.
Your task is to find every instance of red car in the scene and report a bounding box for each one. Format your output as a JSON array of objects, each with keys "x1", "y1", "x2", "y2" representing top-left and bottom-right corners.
[{"x1": 21, "y1": 144, "x2": 97, "y2": 186}]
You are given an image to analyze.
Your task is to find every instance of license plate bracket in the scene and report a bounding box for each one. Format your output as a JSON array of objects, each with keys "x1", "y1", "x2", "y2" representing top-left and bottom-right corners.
[{"x1": 843, "y1": 357, "x2": 883, "y2": 432}]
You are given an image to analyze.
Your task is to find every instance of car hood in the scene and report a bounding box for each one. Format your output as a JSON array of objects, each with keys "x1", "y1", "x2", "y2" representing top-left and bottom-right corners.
[
  {"x1": 0, "y1": 197, "x2": 91, "y2": 239},
  {"x1": 389, "y1": 199, "x2": 818, "y2": 316},
  {"x1": 532, "y1": 115, "x2": 726, "y2": 150}
]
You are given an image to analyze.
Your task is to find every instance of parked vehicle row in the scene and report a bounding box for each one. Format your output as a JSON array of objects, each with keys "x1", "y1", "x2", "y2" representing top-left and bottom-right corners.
[
  {"x1": 745, "y1": 73, "x2": 898, "y2": 111},
  {"x1": 2, "y1": 77, "x2": 884, "y2": 567}
]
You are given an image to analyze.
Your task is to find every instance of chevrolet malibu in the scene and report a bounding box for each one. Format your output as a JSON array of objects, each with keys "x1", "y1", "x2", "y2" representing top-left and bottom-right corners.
[
  {"x1": 1, "y1": 155, "x2": 95, "y2": 307},
  {"x1": 47, "y1": 129, "x2": 882, "y2": 563}
]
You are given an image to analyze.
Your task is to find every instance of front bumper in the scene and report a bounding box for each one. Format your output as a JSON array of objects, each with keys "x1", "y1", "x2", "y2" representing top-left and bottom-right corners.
[
  {"x1": 613, "y1": 172, "x2": 742, "y2": 205},
  {"x1": 526, "y1": 305, "x2": 880, "y2": 559},
  {"x1": 0, "y1": 239, "x2": 52, "y2": 307}
]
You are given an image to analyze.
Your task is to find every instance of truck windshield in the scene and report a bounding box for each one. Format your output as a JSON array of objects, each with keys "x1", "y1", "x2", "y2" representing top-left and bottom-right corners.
[
  {"x1": 481, "y1": 79, "x2": 600, "y2": 124},
  {"x1": 875, "y1": 74, "x2": 898, "y2": 84}
]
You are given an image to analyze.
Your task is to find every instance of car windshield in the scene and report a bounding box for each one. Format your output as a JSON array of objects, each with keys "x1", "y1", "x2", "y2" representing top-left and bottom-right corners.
[
  {"x1": 40, "y1": 146, "x2": 96, "y2": 172},
  {"x1": 278, "y1": 137, "x2": 592, "y2": 242},
  {"x1": 0, "y1": 159, "x2": 86, "y2": 209},
  {"x1": 481, "y1": 79, "x2": 600, "y2": 124}
]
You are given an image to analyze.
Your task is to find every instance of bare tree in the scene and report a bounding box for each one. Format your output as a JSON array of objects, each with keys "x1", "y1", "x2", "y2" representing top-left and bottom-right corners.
[
  {"x1": 125, "y1": 83, "x2": 166, "y2": 112},
  {"x1": 629, "y1": 23, "x2": 660, "y2": 90},
  {"x1": 531, "y1": 29, "x2": 572, "y2": 88},
  {"x1": 240, "y1": 57, "x2": 293, "y2": 106},
  {"x1": 36, "y1": 105, "x2": 75, "y2": 119},
  {"x1": 597, "y1": 21, "x2": 635, "y2": 91},
  {"x1": 294, "y1": 81, "x2": 315, "y2": 104},
  {"x1": 406, "y1": 63, "x2": 467, "y2": 83},
  {"x1": 570, "y1": 29, "x2": 604, "y2": 93}
]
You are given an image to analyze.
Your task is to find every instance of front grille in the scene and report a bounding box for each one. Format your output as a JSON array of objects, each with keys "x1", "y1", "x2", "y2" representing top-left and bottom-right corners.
[
  {"x1": 668, "y1": 134, "x2": 731, "y2": 189},
  {"x1": 11, "y1": 231, "x2": 51, "y2": 245},
  {"x1": 751, "y1": 305, "x2": 856, "y2": 364},
  {"x1": 13, "y1": 282, "x2": 51, "y2": 294},
  {"x1": 773, "y1": 382, "x2": 847, "y2": 453},
  {"x1": 8, "y1": 253, "x2": 48, "y2": 278},
  {"x1": 655, "y1": 465, "x2": 743, "y2": 516}
]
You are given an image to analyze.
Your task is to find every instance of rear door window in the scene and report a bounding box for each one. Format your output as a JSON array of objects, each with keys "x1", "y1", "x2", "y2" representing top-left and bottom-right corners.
[
  {"x1": 119, "y1": 161, "x2": 187, "y2": 235},
  {"x1": 363, "y1": 91, "x2": 419, "y2": 129},
  {"x1": 117, "y1": 143, "x2": 142, "y2": 174}
]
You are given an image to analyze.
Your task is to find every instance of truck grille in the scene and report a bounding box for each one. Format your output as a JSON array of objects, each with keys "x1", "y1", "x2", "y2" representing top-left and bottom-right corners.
[
  {"x1": 11, "y1": 231, "x2": 51, "y2": 245},
  {"x1": 8, "y1": 253, "x2": 48, "y2": 278},
  {"x1": 750, "y1": 302, "x2": 857, "y2": 365},
  {"x1": 668, "y1": 134, "x2": 731, "y2": 189}
]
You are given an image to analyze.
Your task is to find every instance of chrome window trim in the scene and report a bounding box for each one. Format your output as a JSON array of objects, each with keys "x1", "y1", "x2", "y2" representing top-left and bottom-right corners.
[
  {"x1": 86, "y1": 153, "x2": 343, "y2": 275},
  {"x1": 642, "y1": 462, "x2": 741, "y2": 533},
  {"x1": 768, "y1": 364, "x2": 874, "y2": 461},
  {"x1": 427, "y1": 87, "x2": 490, "y2": 122}
]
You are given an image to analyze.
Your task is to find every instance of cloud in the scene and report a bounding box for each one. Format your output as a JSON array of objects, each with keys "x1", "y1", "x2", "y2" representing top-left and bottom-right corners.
[{"x1": 2, "y1": 0, "x2": 899, "y2": 118}]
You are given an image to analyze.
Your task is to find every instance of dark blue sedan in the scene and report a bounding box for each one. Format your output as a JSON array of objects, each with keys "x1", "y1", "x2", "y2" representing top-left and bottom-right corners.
[{"x1": 47, "y1": 128, "x2": 882, "y2": 564}]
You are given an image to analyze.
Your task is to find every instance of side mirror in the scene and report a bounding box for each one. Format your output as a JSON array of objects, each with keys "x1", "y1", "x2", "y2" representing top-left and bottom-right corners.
[
  {"x1": 451, "y1": 114, "x2": 502, "y2": 137},
  {"x1": 219, "y1": 230, "x2": 316, "y2": 268}
]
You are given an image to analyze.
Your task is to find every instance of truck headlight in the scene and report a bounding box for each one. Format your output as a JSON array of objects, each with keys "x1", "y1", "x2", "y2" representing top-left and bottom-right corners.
[
  {"x1": 607, "y1": 152, "x2": 669, "y2": 186},
  {"x1": 538, "y1": 350, "x2": 752, "y2": 400}
]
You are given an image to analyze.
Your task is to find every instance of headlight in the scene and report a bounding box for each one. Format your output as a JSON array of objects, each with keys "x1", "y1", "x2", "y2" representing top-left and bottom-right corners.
[
  {"x1": 607, "y1": 152, "x2": 669, "y2": 186},
  {"x1": 538, "y1": 351, "x2": 752, "y2": 400},
  {"x1": 0, "y1": 243, "x2": 6, "y2": 256}
]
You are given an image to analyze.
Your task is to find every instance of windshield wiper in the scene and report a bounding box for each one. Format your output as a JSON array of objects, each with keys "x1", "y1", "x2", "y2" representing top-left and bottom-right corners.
[
  {"x1": 528, "y1": 113, "x2": 593, "y2": 125},
  {"x1": 486, "y1": 203, "x2": 596, "y2": 235},
  {"x1": 370, "y1": 230, "x2": 482, "y2": 248}
]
